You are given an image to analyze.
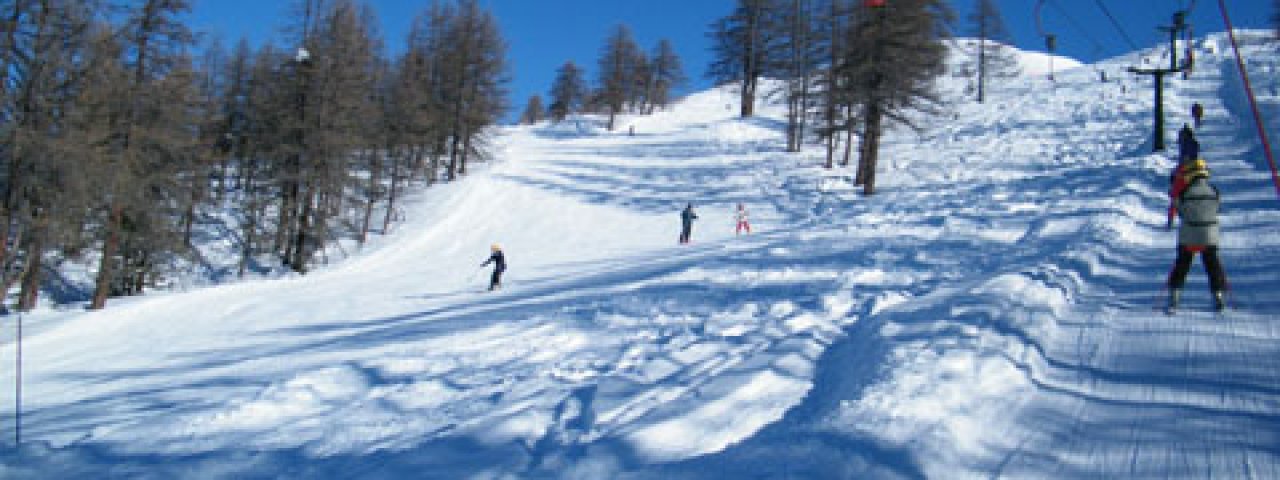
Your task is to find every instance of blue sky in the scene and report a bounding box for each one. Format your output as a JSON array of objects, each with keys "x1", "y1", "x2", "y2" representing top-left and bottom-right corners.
[{"x1": 185, "y1": 0, "x2": 1272, "y2": 122}]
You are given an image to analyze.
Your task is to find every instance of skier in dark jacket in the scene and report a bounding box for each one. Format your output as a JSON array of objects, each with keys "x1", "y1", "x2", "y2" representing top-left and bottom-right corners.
[
  {"x1": 1176, "y1": 123, "x2": 1199, "y2": 166},
  {"x1": 1166, "y1": 159, "x2": 1227, "y2": 312},
  {"x1": 481, "y1": 244, "x2": 506, "y2": 291},
  {"x1": 679, "y1": 203, "x2": 698, "y2": 244},
  {"x1": 1191, "y1": 102, "x2": 1204, "y2": 128}
]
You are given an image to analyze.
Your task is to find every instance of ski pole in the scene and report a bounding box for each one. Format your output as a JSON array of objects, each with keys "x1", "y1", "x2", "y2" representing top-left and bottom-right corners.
[
  {"x1": 1155, "y1": 283, "x2": 1169, "y2": 311},
  {"x1": 15, "y1": 310, "x2": 21, "y2": 446},
  {"x1": 1221, "y1": 262, "x2": 1236, "y2": 310}
]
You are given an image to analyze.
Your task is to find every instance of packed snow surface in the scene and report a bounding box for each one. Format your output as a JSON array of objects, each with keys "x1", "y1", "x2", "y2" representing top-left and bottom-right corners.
[{"x1": 1, "y1": 33, "x2": 1278, "y2": 478}]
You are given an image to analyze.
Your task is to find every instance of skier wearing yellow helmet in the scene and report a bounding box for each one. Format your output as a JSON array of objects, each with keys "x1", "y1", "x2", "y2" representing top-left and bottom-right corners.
[
  {"x1": 481, "y1": 243, "x2": 506, "y2": 291},
  {"x1": 1165, "y1": 158, "x2": 1227, "y2": 313}
]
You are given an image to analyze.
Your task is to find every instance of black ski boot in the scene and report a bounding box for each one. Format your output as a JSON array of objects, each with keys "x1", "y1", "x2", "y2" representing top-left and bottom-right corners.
[
  {"x1": 1166, "y1": 288, "x2": 1182, "y2": 314},
  {"x1": 1213, "y1": 290, "x2": 1226, "y2": 312}
]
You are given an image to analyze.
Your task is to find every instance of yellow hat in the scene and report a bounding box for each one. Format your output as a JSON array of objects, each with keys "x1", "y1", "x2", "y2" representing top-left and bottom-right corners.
[
  {"x1": 491, "y1": 243, "x2": 501, "y2": 252},
  {"x1": 1185, "y1": 158, "x2": 1209, "y2": 178}
]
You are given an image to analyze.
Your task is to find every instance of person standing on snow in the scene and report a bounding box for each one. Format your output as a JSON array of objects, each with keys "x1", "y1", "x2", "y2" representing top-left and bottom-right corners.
[
  {"x1": 735, "y1": 203, "x2": 751, "y2": 235},
  {"x1": 1191, "y1": 102, "x2": 1204, "y2": 128},
  {"x1": 481, "y1": 244, "x2": 506, "y2": 291},
  {"x1": 679, "y1": 203, "x2": 698, "y2": 244},
  {"x1": 1165, "y1": 159, "x2": 1227, "y2": 312}
]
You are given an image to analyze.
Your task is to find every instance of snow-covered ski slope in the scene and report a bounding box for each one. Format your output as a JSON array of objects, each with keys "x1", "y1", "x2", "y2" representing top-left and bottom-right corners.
[{"x1": 2, "y1": 33, "x2": 1278, "y2": 478}]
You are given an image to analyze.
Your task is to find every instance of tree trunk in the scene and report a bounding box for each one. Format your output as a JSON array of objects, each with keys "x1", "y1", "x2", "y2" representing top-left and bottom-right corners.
[
  {"x1": 383, "y1": 147, "x2": 403, "y2": 234},
  {"x1": 842, "y1": 103, "x2": 855, "y2": 168},
  {"x1": 277, "y1": 180, "x2": 296, "y2": 267},
  {"x1": 291, "y1": 183, "x2": 312, "y2": 273},
  {"x1": 90, "y1": 203, "x2": 124, "y2": 310},
  {"x1": 239, "y1": 211, "x2": 254, "y2": 278},
  {"x1": 16, "y1": 227, "x2": 44, "y2": 311},
  {"x1": 459, "y1": 126, "x2": 472, "y2": 175},
  {"x1": 183, "y1": 189, "x2": 196, "y2": 247},
  {"x1": 132, "y1": 251, "x2": 148, "y2": 295},
  {"x1": 453, "y1": 132, "x2": 468, "y2": 181},
  {"x1": 740, "y1": 5, "x2": 759, "y2": 118},
  {"x1": 977, "y1": 36, "x2": 986, "y2": 103},
  {"x1": 825, "y1": 131, "x2": 835, "y2": 169},
  {"x1": 0, "y1": 224, "x2": 25, "y2": 310},
  {"x1": 363, "y1": 149, "x2": 381, "y2": 244},
  {"x1": 427, "y1": 142, "x2": 440, "y2": 184},
  {"x1": 860, "y1": 104, "x2": 883, "y2": 196},
  {"x1": 787, "y1": 91, "x2": 800, "y2": 152}
]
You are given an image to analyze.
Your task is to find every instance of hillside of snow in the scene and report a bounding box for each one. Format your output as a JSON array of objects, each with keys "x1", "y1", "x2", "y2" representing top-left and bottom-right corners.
[
  {"x1": 1, "y1": 33, "x2": 1278, "y2": 478},
  {"x1": 947, "y1": 37, "x2": 1085, "y2": 78}
]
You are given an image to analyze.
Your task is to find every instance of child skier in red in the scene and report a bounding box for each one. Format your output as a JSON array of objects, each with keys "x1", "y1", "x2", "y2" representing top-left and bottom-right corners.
[{"x1": 735, "y1": 203, "x2": 751, "y2": 235}]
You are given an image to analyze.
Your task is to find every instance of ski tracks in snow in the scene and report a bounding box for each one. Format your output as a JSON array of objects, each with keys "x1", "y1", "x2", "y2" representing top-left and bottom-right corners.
[{"x1": 3, "y1": 38, "x2": 1279, "y2": 479}]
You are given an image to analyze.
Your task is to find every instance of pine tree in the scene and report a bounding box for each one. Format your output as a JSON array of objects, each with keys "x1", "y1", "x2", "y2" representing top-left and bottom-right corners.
[
  {"x1": 647, "y1": 39, "x2": 686, "y2": 113},
  {"x1": 0, "y1": 2, "x2": 98, "y2": 310},
  {"x1": 1273, "y1": 0, "x2": 1280, "y2": 41},
  {"x1": 708, "y1": 0, "x2": 781, "y2": 118},
  {"x1": 237, "y1": 44, "x2": 294, "y2": 276},
  {"x1": 838, "y1": 0, "x2": 951, "y2": 195},
  {"x1": 214, "y1": 39, "x2": 268, "y2": 277},
  {"x1": 402, "y1": 2, "x2": 454, "y2": 184},
  {"x1": 815, "y1": 0, "x2": 852, "y2": 169},
  {"x1": 549, "y1": 61, "x2": 587, "y2": 122},
  {"x1": 519, "y1": 95, "x2": 546, "y2": 124},
  {"x1": 295, "y1": 0, "x2": 380, "y2": 271},
  {"x1": 966, "y1": 0, "x2": 1018, "y2": 103},
  {"x1": 0, "y1": 0, "x2": 517, "y2": 309},
  {"x1": 439, "y1": 0, "x2": 508, "y2": 180},
  {"x1": 88, "y1": 0, "x2": 197, "y2": 309},
  {"x1": 778, "y1": 0, "x2": 822, "y2": 152},
  {"x1": 597, "y1": 24, "x2": 642, "y2": 131}
]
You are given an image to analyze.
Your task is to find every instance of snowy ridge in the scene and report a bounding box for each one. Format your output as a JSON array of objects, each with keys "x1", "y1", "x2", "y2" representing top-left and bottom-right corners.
[
  {"x1": 946, "y1": 37, "x2": 1085, "y2": 78},
  {"x1": 0, "y1": 34, "x2": 1277, "y2": 478}
]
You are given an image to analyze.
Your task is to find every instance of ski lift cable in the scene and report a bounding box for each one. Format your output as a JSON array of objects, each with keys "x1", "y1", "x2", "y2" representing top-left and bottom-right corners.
[
  {"x1": 1094, "y1": 0, "x2": 1140, "y2": 51},
  {"x1": 1216, "y1": 0, "x2": 1280, "y2": 199},
  {"x1": 1034, "y1": 0, "x2": 1049, "y2": 37},
  {"x1": 1044, "y1": 0, "x2": 1115, "y2": 57}
]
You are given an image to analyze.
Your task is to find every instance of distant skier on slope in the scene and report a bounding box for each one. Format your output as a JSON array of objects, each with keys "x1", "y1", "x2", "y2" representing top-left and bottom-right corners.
[
  {"x1": 1165, "y1": 159, "x2": 1227, "y2": 312},
  {"x1": 481, "y1": 244, "x2": 506, "y2": 291},
  {"x1": 1191, "y1": 102, "x2": 1204, "y2": 128},
  {"x1": 735, "y1": 203, "x2": 751, "y2": 235},
  {"x1": 1176, "y1": 123, "x2": 1199, "y2": 166},
  {"x1": 679, "y1": 203, "x2": 698, "y2": 244}
]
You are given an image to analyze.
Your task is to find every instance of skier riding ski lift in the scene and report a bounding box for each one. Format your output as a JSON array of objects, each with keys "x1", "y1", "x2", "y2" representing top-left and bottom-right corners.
[{"x1": 1165, "y1": 158, "x2": 1228, "y2": 313}]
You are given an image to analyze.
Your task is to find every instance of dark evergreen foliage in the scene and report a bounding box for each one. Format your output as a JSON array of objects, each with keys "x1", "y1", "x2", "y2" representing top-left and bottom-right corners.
[
  {"x1": 965, "y1": 0, "x2": 1019, "y2": 103},
  {"x1": 548, "y1": 61, "x2": 587, "y2": 122},
  {"x1": 707, "y1": 0, "x2": 782, "y2": 118},
  {"x1": 519, "y1": 95, "x2": 546, "y2": 125},
  {"x1": 596, "y1": 24, "x2": 642, "y2": 131},
  {"x1": 832, "y1": 0, "x2": 951, "y2": 194},
  {"x1": 0, "y1": 0, "x2": 510, "y2": 310},
  {"x1": 708, "y1": 0, "x2": 951, "y2": 194}
]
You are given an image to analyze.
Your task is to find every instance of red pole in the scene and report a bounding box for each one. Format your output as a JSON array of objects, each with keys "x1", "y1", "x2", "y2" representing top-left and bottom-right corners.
[{"x1": 1218, "y1": 0, "x2": 1280, "y2": 200}]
